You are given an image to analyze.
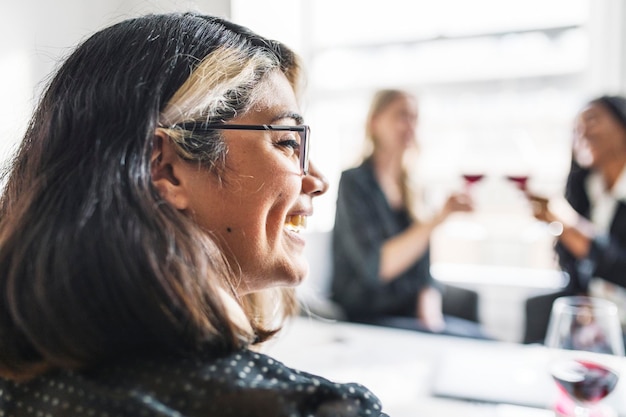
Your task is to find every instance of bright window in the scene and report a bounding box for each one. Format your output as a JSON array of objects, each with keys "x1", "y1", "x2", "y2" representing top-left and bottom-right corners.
[{"x1": 233, "y1": 0, "x2": 592, "y2": 271}]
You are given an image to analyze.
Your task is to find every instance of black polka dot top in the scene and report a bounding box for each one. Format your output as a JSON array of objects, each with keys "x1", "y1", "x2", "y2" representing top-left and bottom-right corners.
[{"x1": 0, "y1": 348, "x2": 388, "y2": 417}]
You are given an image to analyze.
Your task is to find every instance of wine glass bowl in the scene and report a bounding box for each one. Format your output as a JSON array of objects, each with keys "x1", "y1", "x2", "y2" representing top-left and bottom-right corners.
[
  {"x1": 505, "y1": 174, "x2": 529, "y2": 191},
  {"x1": 551, "y1": 359, "x2": 619, "y2": 405},
  {"x1": 461, "y1": 174, "x2": 485, "y2": 192},
  {"x1": 545, "y1": 296, "x2": 624, "y2": 356}
]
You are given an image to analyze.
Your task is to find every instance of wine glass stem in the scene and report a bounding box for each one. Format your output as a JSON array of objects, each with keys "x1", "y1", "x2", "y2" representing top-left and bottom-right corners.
[{"x1": 574, "y1": 404, "x2": 591, "y2": 417}]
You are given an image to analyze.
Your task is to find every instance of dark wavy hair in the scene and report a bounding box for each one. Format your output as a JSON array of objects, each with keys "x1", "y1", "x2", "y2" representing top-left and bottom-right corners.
[{"x1": 0, "y1": 12, "x2": 301, "y2": 380}]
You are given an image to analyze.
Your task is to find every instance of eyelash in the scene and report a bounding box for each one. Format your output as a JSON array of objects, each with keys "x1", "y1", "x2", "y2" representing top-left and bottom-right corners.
[{"x1": 277, "y1": 139, "x2": 300, "y2": 151}]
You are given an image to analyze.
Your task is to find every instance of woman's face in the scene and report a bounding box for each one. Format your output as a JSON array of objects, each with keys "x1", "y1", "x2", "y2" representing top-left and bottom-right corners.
[
  {"x1": 175, "y1": 71, "x2": 328, "y2": 294},
  {"x1": 371, "y1": 94, "x2": 418, "y2": 154},
  {"x1": 574, "y1": 102, "x2": 626, "y2": 168}
]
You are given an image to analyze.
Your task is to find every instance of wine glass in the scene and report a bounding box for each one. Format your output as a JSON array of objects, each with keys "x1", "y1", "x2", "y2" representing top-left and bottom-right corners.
[
  {"x1": 461, "y1": 173, "x2": 484, "y2": 192},
  {"x1": 505, "y1": 174, "x2": 529, "y2": 192},
  {"x1": 546, "y1": 296, "x2": 624, "y2": 417}
]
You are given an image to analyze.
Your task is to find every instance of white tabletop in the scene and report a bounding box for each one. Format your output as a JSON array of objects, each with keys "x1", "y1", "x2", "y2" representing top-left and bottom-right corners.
[{"x1": 264, "y1": 316, "x2": 626, "y2": 417}]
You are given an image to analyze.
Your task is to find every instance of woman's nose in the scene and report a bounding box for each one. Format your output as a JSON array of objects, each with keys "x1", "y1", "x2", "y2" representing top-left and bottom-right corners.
[
  {"x1": 303, "y1": 161, "x2": 329, "y2": 196},
  {"x1": 575, "y1": 119, "x2": 589, "y2": 138}
]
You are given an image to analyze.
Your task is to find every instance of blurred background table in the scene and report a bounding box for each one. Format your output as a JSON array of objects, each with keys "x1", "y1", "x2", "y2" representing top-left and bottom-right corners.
[{"x1": 265, "y1": 316, "x2": 626, "y2": 417}]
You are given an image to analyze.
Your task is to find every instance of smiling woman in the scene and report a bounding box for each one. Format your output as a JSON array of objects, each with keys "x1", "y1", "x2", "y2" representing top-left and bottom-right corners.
[
  {"x1": 0, "y1": 12, "x2": 387, "y2": 417},
  {"x1": 155, "y1": 70, "x2": 320, "y2": 293},
  {"x1": 524, "y1": 96, "x2": 626, "y2": 344}
]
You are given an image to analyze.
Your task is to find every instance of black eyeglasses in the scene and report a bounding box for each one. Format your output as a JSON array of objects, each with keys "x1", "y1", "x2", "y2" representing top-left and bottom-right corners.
[{"x1": 174, "y1": 123, "x2": 310, "y2": 175}]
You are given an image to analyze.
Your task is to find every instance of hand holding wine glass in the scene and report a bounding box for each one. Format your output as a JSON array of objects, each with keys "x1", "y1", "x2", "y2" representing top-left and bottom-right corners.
[
  {"x1": 527, "y1": 193, "x2": 556, "y2": 223},
  {"x1": 434, "y1": 192, "x2": 474, "y2": 225},
  {"x1": 526, "y1": 193, "x2": 597, "y2": 243}
]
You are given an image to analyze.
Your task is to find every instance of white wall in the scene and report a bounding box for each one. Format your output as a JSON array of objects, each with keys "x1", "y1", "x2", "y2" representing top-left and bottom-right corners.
[
  {"x1": 586, "y1": 0, "x2": 626, "y2": 95},
  {"x1": 0, "y1": 0, "x2": 230, "y2": 165}
]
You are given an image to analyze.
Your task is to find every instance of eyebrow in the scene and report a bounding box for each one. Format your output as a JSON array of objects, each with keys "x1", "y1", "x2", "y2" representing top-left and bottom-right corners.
[{"x1": 270, "y1": 111, "x2": 304, "y2": 125}]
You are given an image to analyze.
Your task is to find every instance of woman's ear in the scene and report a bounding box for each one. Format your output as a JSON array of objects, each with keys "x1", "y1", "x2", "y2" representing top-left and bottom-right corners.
[{"x1": 151, "y1": 129, "x2": 189, "y2": 210}]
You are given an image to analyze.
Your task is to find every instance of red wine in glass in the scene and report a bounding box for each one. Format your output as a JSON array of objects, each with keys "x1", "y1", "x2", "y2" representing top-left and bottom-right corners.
[
  {"x1": 462, "y1": 174, "x2": 484, "y2": 189},
  {"x1": 506, "y1": 175, "x2": 529, "y2": 191},
  {"x1": 551, "y1": 359, "x2": 619, "y2": 404}
]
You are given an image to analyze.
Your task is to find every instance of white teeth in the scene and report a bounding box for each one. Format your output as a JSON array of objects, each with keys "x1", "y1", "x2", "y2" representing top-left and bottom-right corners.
[
  {"x1": 284, "y1": 223, "x2": 302, "y2": 233},
  {"x1": 285, "y1": 215, "x2": 307, "y2": 233}
]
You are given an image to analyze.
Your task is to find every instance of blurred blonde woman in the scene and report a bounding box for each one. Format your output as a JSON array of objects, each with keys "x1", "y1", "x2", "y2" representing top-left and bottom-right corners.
[{"x1": 331, "y1": 89, "x2": 487, "y2": 338}]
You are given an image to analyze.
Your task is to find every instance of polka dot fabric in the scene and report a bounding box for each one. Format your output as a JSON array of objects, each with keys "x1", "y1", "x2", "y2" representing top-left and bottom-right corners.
[{"x1": 0, "y1": 349, "x2": 387, "y2": 416}]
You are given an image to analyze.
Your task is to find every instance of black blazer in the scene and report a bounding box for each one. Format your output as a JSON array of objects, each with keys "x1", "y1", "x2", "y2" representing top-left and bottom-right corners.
[
  {"x1": 330, "y1": 159, "x2": 434, "y2": 320},
  {"x1": 557, "y1": 161, "x2": 626, "y2": 292}
]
